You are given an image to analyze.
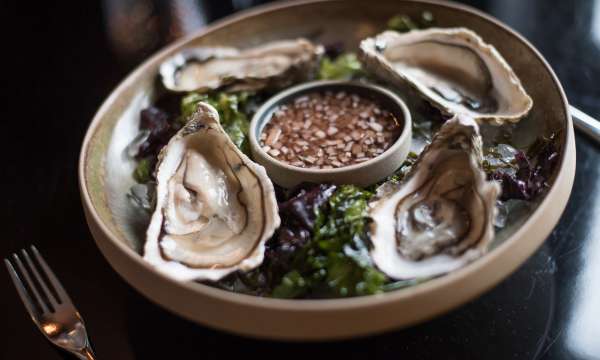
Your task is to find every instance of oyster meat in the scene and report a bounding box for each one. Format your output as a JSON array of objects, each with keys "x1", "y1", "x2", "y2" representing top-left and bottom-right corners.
[
  {"x1": 160, "y1": 39, "x2": 323, "y2": 93},
  {"x1": 369, "y1": 115, "x2": 500, "y2": 279},
  {"x1": 144, "y1": 102, "x2": 280, "y2": 281},
  {"x1": 359, "y1": 29, "x2": 533, "y2": 125}
]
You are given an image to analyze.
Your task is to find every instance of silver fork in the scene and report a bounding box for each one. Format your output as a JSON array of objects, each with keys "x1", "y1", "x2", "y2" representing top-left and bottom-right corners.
[{"x1": 5, "y1": 246, "x2": 97, "y2": 360}]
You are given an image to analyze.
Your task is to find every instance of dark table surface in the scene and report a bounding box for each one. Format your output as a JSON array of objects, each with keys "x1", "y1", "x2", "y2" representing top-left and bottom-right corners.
[{"x1": 2, "y1": 0, "x2": 600, "y2": 359}]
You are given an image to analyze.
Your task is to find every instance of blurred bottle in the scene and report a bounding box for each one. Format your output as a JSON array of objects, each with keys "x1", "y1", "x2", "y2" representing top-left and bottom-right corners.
[{"x1": 102, "y1": 0, "x2": 276, "y2": 65}]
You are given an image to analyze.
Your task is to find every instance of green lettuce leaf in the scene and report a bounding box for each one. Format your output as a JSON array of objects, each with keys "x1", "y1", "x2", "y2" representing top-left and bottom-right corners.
[
  {"x1": 180, "y1": 92, "x2": 253, "y2": 155},
  {"x1": 132, "y1": 157, "x2": 153, "y2": 183},
  {"x1": 318, "y1": 53, "x2": 363, "y2": 80},
  {"x1": 272, "y1": 185, "x2": 388, "y2": 298}
]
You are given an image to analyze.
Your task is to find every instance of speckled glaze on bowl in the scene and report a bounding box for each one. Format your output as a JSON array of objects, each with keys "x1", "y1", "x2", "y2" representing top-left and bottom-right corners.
[
  {"x1": 79, "y1": 0, "x2": 575, "y2": 340},
  {"x1": 249, "y1": 80, "x2": 412, "y2": 188}
]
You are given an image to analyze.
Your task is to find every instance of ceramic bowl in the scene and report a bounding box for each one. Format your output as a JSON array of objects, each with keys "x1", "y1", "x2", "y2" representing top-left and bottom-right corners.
[
  {"x1": 249, "y1": 80, "x2": 412, "y2": 188},
  {"x1": 79, "y1": 0, "x2": 575, "y2": 340}
]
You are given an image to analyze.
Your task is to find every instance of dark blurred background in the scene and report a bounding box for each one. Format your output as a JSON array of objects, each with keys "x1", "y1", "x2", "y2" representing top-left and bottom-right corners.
[{"x1": 2, "y1": 1, "x2": 600, "y2": 359}]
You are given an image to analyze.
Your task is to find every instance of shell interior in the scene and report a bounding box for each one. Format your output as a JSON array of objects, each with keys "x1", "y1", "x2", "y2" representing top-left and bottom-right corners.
[
  {"x1": 144, "y1": 103, "x2": 280, "y2": 281},
  {"x1": 369, "y1": 115, "x2": 500, "y2": 279},
  {"x1": 359, "y1": 29, "x2": 533, "y2": 125},
  {"x1": 160, "y1": 39, "x2": 324, "y2": 93}
]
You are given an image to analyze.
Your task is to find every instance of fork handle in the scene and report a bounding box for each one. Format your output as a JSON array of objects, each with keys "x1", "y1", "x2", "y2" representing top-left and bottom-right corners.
[
  {"x1": 571, "y1": 105, "x2": 600, "y2": 144},
  {"x1": 75, "y1": 346, "x2": 96, "y2": 360}
]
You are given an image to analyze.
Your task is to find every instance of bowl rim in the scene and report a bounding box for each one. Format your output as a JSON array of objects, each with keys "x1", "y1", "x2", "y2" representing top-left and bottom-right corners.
[
  {"x1": 78, "y1": 0, "x2": 574, "y2": 312},
  {"x1": 248, "y1": 79, "x2": 412, "y2": 176}
]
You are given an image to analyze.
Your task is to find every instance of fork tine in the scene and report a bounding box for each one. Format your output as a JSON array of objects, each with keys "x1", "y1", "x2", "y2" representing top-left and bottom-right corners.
[
  {"x1": 30, "y1": 245, "x2": 72, "y2": 305},
  {"x1": 20, "y1": 248, "x2": 59, "y2": 309},
  {"x1": 5, "y1": 258, "x2": 41, "y2": 319},
  {"x1": 12, "y1": 254, "x2": 50, "y2": 314}
]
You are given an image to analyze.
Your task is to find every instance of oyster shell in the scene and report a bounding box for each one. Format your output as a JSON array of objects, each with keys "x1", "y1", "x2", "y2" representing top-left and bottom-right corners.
[
  {"x1": 359, "y1": 29, "x2": 533, "y2": 125},
  {"x1": 369, "y1": 115, "x2": 499, "y2": 279},
  {"x1": 144, "y1": 102, "x2": 280, "y2": 282},
  {"x1": 160, "y1": 39, "x2": 323, "y2": 93}
]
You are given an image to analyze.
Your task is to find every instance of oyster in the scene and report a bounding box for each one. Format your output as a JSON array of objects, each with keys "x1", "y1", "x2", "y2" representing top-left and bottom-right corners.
[
  {"x1": 160, "y1": 39, "x2": 323, "y2": 93},
  {"x1": 144, "y1": 102, "x2": 280, "y2": 282},
  {"x1": 359, "y1": 29, "x2": 533, "y2": 125},
  {"x1": 369, "y1": 115, "x2": 499, "y2": 279}
]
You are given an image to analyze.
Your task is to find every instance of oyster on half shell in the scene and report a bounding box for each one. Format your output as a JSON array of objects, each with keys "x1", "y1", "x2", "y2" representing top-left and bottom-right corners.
[
  {"x1": 369, "y1": 115, "x2": 500, "y2": 280},
  {"x1": 144, "y1": 102, "x2": 280, "y2": 282},
  {"x1": 160, "y1": 39, "x2": 323, "y2": 93},
  {"x1": 359, "y1": 29, "x2": 533, "y2": 125}
]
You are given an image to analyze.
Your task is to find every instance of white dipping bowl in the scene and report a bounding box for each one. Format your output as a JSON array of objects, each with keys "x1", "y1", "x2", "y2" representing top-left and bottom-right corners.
[{"x1": 249, "y1": 80, "x2": 412, "y2": 188}]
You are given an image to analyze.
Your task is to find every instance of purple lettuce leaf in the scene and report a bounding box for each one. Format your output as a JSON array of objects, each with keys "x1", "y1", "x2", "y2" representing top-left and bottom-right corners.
[
  {"x1": 135, "y1": 106, "x2": 178, "y2": 160},
  {"x1": 492, "y1": 134, "x2": 560, "y2": 201},
  {"x1": 264, "y1": 183, "x2": 337, "y2": 276}
]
